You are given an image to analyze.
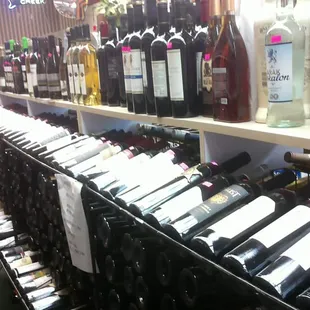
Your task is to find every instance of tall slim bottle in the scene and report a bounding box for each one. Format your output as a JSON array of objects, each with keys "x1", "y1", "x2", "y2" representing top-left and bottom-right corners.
[
  {"x1": 141, "y1": 0, "x2": 158, "y2": 115},
  {"x1": 59, "y1": 34, "x2": 70, "y2": 101},
  {"x1": 294, "y1": 0, "x2": 310, "y2": 119},
  {"x1": 47, "y1": 35, "x2": 62, "y2": 100},
  {"x1": 151, "y1": 0, "x2": 172, "y2": 117},
  {"x1": 265, "y1": 0, "x2": 305, "y2": 127},
  {"x1": 72, "y1": 26, "x2": 82, "y2": 104},
  {"x1": 212, "y1": 0, "x2": 251, "y2": 122},
  {"x1": 202, "y1": 0, "x2": 222, "y2": 116},
  {"x1": 21, "y1": 37, "x2": 29, "y2": 94},
  {"x1": 12, "y1": 43, "x2": 25, "y2": 94},
  {"x1": 123, "y1": 5, "x2": 134, "y2": 111},
  {"x1": 67, "y1": 27, "x2": 76, "y2": 102},
  {"x1": 0, "y1": 47, "x2": 6, "y2": 91},
  {"x1": 79, "y1": 24, "x2": 101, "y2": 105},
  {"x1": 30, "y1": 38, "x2": 39, "y2": 98},
  {"x1": 25, "y1": 40, "x2": 34, "y2": 96},
  {"x1": 4, "y1": 40, "x2": 14, "y2": 92},
  {"x1": 37, "y1": 38, "x2": 49, "y2": 98},
  {"x1": 254, "y1": 0, "x2": 277, "y2": 123},
  {"x1": 129, "y1": 1, "x2": 146, "y2": 114},
  {"x1": 167, "y1": 0, "x2": 198, "y2": 117},
  {"x1": 117, "y1": 14, "x2": 128, "y2": 107}
]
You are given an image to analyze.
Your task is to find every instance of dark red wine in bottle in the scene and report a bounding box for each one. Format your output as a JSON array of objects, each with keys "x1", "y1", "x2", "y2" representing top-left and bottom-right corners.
[
  {"x1": 254, "y1": 232, "x2": 310, "y2": 300},
  {"x1": 191, "y1": 188, "x2": 297, "y2": 261},
  {"x1": 129, "y1": 152, "x2": 251, "y2": 217},
  {"x1": 222, "y1": 205, "x2": 310, "y2": 280}
]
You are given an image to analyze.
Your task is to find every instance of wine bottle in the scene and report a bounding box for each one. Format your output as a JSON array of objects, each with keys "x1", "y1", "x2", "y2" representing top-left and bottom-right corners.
[
  {"x1": 79, "y1": 24, "x2": 101, "y2": 106},
  {"x1": 123, "y1": 4, "x2": 134, "y2": 111},
  {"x1": 167, "y1": 0, "x2": 198, "y2": 117},
  {"x1": 222, "y1": 205, "x2": 310, "y2": 279},
  {"x1": 191, "y1": 189, "x2": 297, "y2": 261},
  {"x1": 59, "y1": 34, "x2": 70, "y2": 101},
  {"x1": 22, "y1": 275, "x2": 53, "y2": 294},
  {"x1": 37, "y1": 38, "x2": 49, "y2": 98},
  {"x1": 297, "y1": 287, "x2": 310, "y2": 310},
  {"x1": 141, "y1": 0, "x2": 158, "y2": 115},
  {"x1": 0, "y1": 46, "x2": 6, "y2": 91},
  {"x1": 11, "y1": 261, "x2": 45, "y2": 278},
  {"x1": 67, "y1": 27, "x2": 76, "y2": 102},
  {"x1": 30, "y1": 38, "x2": 39, "y2": 97},
  {"x1": 164, "y1": 171, "x2": 295, "y2": 242},
  {"x1": 17, "y1": 268, "x2": 51, "y2": 286},
  {"x1": 12, "y1": 43, "x2": 25, "y2": 94},
  {"x1": 4, "y1": 40, "x2": 14, "y2": 92},
  {"x1": 105, "y1": 254, "x2": 125, "y2": 285},
  {"x1": 47, "y1": 35, "x2": 61, "y2": 99},
  {"x1": 284, "y1": 151, "x2": 310, "y2": 167},
  {"x1": 8, "y1": 251, "x2": 42, "y2": 269},
  {"x1": 25, "y1": 39, "x2": 34, "y2": 96},
  {"x1": 212, "y1": 0, "x2": 251, "y2": 122},
  {"x1": 29, "y1": 294, "x2": 69, "y2": 310},
  {"x1": 129, "y1": 1, "x2": 146, "y2": 114},
  {"x1": 116, "y1": 14, "x2": 128, "y2": 107},
  {"x1": 1, "y1": 244, "x2": 30, "y2": 258},
  {"x1": 21, "y1": 37, "x2": 29, "y2": 93},
  {"x1": 254, "y1": 232, "x2": 310, "y2": 300},
  {"x1": 151, "y1": 0, "x2": 172, "y2": 117},
  {"x1": 129, "y1": 151, "x2": 251, "y2": 217},
  {"x1": 72, "y1": 26, "x2": 82, "y2": 104},
  {"x1": 26, "y1": 285, "x2": 56, "y2": 303}
]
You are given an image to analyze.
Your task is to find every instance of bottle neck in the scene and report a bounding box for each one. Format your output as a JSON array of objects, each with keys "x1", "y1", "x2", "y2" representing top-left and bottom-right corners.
[
  {"x1": 133, "y1": 4, "x2": 145, "y2": 32},
  {"x1": 175, "y1": 18, "x2": 187, "y2": 32},
  {"x1": 158, "y1": 22, "x2": 170, "y2": 35}
]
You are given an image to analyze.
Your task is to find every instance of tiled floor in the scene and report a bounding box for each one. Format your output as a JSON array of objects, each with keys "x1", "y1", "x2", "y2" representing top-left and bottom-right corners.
[{"x1": 0, "y1": 269, "x2": 23, "y2": 310}]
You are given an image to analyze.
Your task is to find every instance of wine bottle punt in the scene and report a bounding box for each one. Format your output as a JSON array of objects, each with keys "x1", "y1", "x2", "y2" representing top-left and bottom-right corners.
[{"x1": 222, "y1": 205, "x2": 310, "y2": 280}]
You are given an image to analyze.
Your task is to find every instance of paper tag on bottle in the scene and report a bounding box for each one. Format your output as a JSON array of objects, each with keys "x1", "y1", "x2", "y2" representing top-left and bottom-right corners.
[
  {"x1": 79, "y1": 64, "x2": 87, "y2": 95},
  {"x1": 72, "y1": 64, "x2": 80, "y2": 94},
  {"x1": 167, "y1": 49, "x2": 184, "y2": 101},
  {"x1": 27, "y1": 73, "x2": 33, "y2": 93},
  {"x1": 67, "y1": 65, "x2": 75, "y2": 94},
  {"x1": 141, "y1": 51, "x2": 148, "y2": 87},
  {"x1": 0, "y1": 78, "x2": 5, "y2": 87},
  {"x1": 152, "y1": 60, "x2": 168, "y2": 98},
  {"x1": 30, "y1": 64, "x2": 38, "y2": 86},
  {"x1": 196, "y1": 52, "x2": 202, "y2": 94},
  {"x1": 130, "y1": 49, "x2": 143, "y2": 94},
  {"x1": 122, "y1": 47, "x2": 132, "y2": 93},
  {"x1": 56, "y1": 174, "x2": 98, "y2": 273}
]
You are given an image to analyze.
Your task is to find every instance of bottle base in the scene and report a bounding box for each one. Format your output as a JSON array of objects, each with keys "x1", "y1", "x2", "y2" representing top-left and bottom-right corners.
[
  {"x1": 267, "y1": 121, "x2": 305, "y2": 128},
  {"x1": 304, "y1": 103, "x2": 310, "y2": 119},
  {"x1": 255, "y1": 107, "x2": 267, "y2": 124}
]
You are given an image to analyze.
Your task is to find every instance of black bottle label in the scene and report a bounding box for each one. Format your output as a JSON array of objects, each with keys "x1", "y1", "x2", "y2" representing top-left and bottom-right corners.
[
  {"x1": 189, "y1": 184, "x2": 249, "y2": 222},
  {"x1": 108, "y1": 56, "x2": 118, "y2": 79}
]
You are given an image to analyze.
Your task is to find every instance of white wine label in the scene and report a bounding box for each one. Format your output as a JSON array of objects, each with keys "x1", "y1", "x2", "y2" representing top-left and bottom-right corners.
[
  {"x1": 281, "y1": 232, "x2": 310, "y2": 271},
  {"x1": 141, "y1": 51, "x2": 148, "y2": 87},
  {"x1": 47, "y1": 73, "x2": 61, "y2": 92},
  {"x1": 37, "y1": 74, "x2": 48, "y2": 91},
  {"x1": 79, "y1": 64, "x2": 87, "y2": 95},
  {"x1": 167, "y1": 49, "x2": 184, "y2": 101},
  {"x1": 16, "y1": 262, "x2": 44, "y2": 276},
  {"x1": 196, "y1": 52, "x2": 202, "y2": 94},
  {"x1": 189, "y1": 184, "x2": 250, "y2": 222},
  {"x1": 21, "y1": 65, "x2": 28, "y2": 90},
  {"x1": 122, "y1": 47, "x2": 132, "y2": 93},
  {"x1": 72, "y1": 64, "x2": 80, "y2": 94},
  {"x1": 152, "y1": 60, "x2": 168, "y2": 97},
  {"x1": 33, "y1": 275, "x2": 52, "y2": 287},
  {"x1": 10, "y1": 255, "x2": 32, "y2": 269},
  {"x1": 27, "y1": 73, "x2": 34, "y2": 93},
  {"x1": 152, "y1": 187, "x2": 204, "y2": 223},
  {"x1": 207, "y1": 196, "x2": 276, "y2": 239},
  {"x1": 265, "y1": 42, "x2": 293, "y2": 104},
  {"x1": 69, "y1": 154, "x2": 101, "y2": 177},
  {"x1": 67, "y1": 65, "x2": 75, "y2": 94},
  {"x1": 0, "y1": 78, "x2": 5, "y2": 87},
  {"x1": 17, "y1": 269, "x2": 50, "y2": 285},
  {"x1": 252, "y1": 205, "x2": 310, "y2": 248},
  {"x1": 31, "y1": 295, "x2": 61, "y2": 310},
  {"x1": 30, "y1": 64, "x2": 38, "y2": 86},
  {"x1": 60, "y1": 80, "x2": 68, "y2": 96},
  {"x1": 27, "y1": 286, "x2": 56, "y2": 302},
  {"x1": 130, "y1": 49, "x2": 143, "y2": 94}
]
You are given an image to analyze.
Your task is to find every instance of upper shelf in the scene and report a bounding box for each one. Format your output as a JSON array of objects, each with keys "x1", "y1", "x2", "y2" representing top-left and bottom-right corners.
[{"x1": 0, "y1": 91, "x2": 309, "y2": 149}]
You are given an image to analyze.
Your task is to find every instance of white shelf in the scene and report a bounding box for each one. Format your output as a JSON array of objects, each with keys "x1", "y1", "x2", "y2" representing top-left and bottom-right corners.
[{"x1": 0, "y1": 91, "x2": 309, "y2": 150}]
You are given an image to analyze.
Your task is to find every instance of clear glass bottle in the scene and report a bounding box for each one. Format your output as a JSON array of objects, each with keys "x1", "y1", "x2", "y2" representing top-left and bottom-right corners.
[
  {"x1": 294, "y1": 0, "x2": 310, "y2": 118},
  {"x1": 72, "y1": 26, "x2": 82, "y2": 104},
  {"x1": 254, "y1": 0, "x2": 277, "y2": 123},
  {"x1": 265, "y1": 0, "x2": 305, "y2": 127},
  {"x1": 67, "y1": 27, "x2": 76, "y2": 103},
  {"x1": 78, "y1": 24, "x2": 101, "y2": 106}
]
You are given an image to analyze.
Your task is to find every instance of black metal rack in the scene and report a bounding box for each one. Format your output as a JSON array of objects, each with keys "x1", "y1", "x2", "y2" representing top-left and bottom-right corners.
[{"x1": 0, "y1": 137, "x2": 301, "y2": 310}]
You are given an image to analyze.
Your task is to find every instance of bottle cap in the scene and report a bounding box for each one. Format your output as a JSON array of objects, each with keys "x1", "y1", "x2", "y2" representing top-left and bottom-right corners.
[
  {"x1": 9, "y1": 39, "x2": 15, "y2": 52},
  {"x1": 21, "y1": 37, "x2": 28, "y2": 49}
]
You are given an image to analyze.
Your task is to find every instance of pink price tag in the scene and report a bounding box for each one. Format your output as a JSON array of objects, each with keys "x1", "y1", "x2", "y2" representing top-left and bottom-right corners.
[
  {"x1": 122, "y1": 47, "x2": 130, "y2": 52},
  {"x1": 271, "y1": 35, "x2": 282, "y2": 43},
  {"x1": 167, "y1": 42, "x2": 173, "y2": 49},
  {"x1": 211, "y1": 161, "x2": 219, "y2": 166},
  {"x1": 180, "y1": 163, "x2": 189, "y2": 171},
  {"x1": 204, "y1": 53, "x2": 211, "y2": 61},
  {"x1": 202, "y1": 181, "x2": 213, "y2": 188}
]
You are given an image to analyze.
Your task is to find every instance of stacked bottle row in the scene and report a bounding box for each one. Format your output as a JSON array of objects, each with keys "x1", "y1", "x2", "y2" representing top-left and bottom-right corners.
[
  {"x1": 0, "y1": 128, "x2": 94, "y2": 309},
  {"x1": 1, "y1": 0, "x2": 308, "y2": 126}
]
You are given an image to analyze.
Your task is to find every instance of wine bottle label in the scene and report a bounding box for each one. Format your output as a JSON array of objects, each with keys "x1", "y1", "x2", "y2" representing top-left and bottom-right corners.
[
  {"x1": 251, "y1": 205, "x2": 310, "y2": 248},
  {"x1": 79, "y1": 64, "x2": 87, "y2": 95},
  {"x1": 69, "y1": 154, "x2": 101, "y2": 177},
  {"x1": 27, "y1": 73, "x2": 34, "y2": 93},
  {"x1": 72, "y1": 64, "x2": 81, "y2": 94},
  {"x1": 32, "y1": 275, "x2": 52, "y2": 287},
  {"x1": 60, "y1": 80, "x2": 68, "y2": 96},
  {"x1": 141, "y1": 51, "x2": 148, "y2": 87},
  {"x1": 10, "y1": 255, "x2": 33, "y2": 269},
  {"x1": 15, "y1": 262, "x2": 44, "y2": 276},
  {"x1": 265, "y1": 42, "x2": 293, "y2": 104},
  {"x1": 281, "y1": 232, "x2": 310, "y2": 271},
  {"x1": 189, "y1": 185, "x2": 250, "y2": 222},
  {"x1": 47, "y1": 73, "x2": 61, "y2": 92},
  {"x1": 21, "y1": 65, "x2": 28, "y2": 90},
  {"x1": 67, "y1": 65, "x2": 75, "y2": 94},
  {"x1": 152, "y1": 186, "x2": 204, "y2": 222},
  {"x1": 203, "y1": 196, "x2": 276, "y2": 239},
  {"x1": 167, "y1": 49, "x2": 184, "y2": 101},
  {"x1": 213, "y1": 67, "x2": 228, "y2": 105},
  {"x1": 27, "y1": 286, "x2": 56, "y2": 302},
  {"x1": 202, "y1": 57, "x2": 212, "y2": 95},
  {"x1": 31, "y1": 295, "x2": 61, "y2": 310},
  {"x1": 196, "y1": 52, "x2": 202, "y2": 94},
  {"x1": 0, "y1": 77, "x2": 5, "y2": 87},
  {"x1": 30, "y1": 64, "x2": 38, "y2": 86},
  {"x1": 108, "y1": 56, "x2": 118, "y2": 79},
  {"x1": 17, "y1": 268, "x2": 50, "y2": 285},
  {"x1": 37, "y1": 74, "x2": 48, "y2": 91},
  {"x1": 152, "y1": 60, "x2": 168, "y2": 97},
  {"x1": 45, "y1": 135, "x2": 73, "y2": 152},
  {"x1": 122, "y1": 47, "x2": 132, "y2": 93},
  {"x1": 130, "y1": 49, "x2": 143, "y2": 94}
]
